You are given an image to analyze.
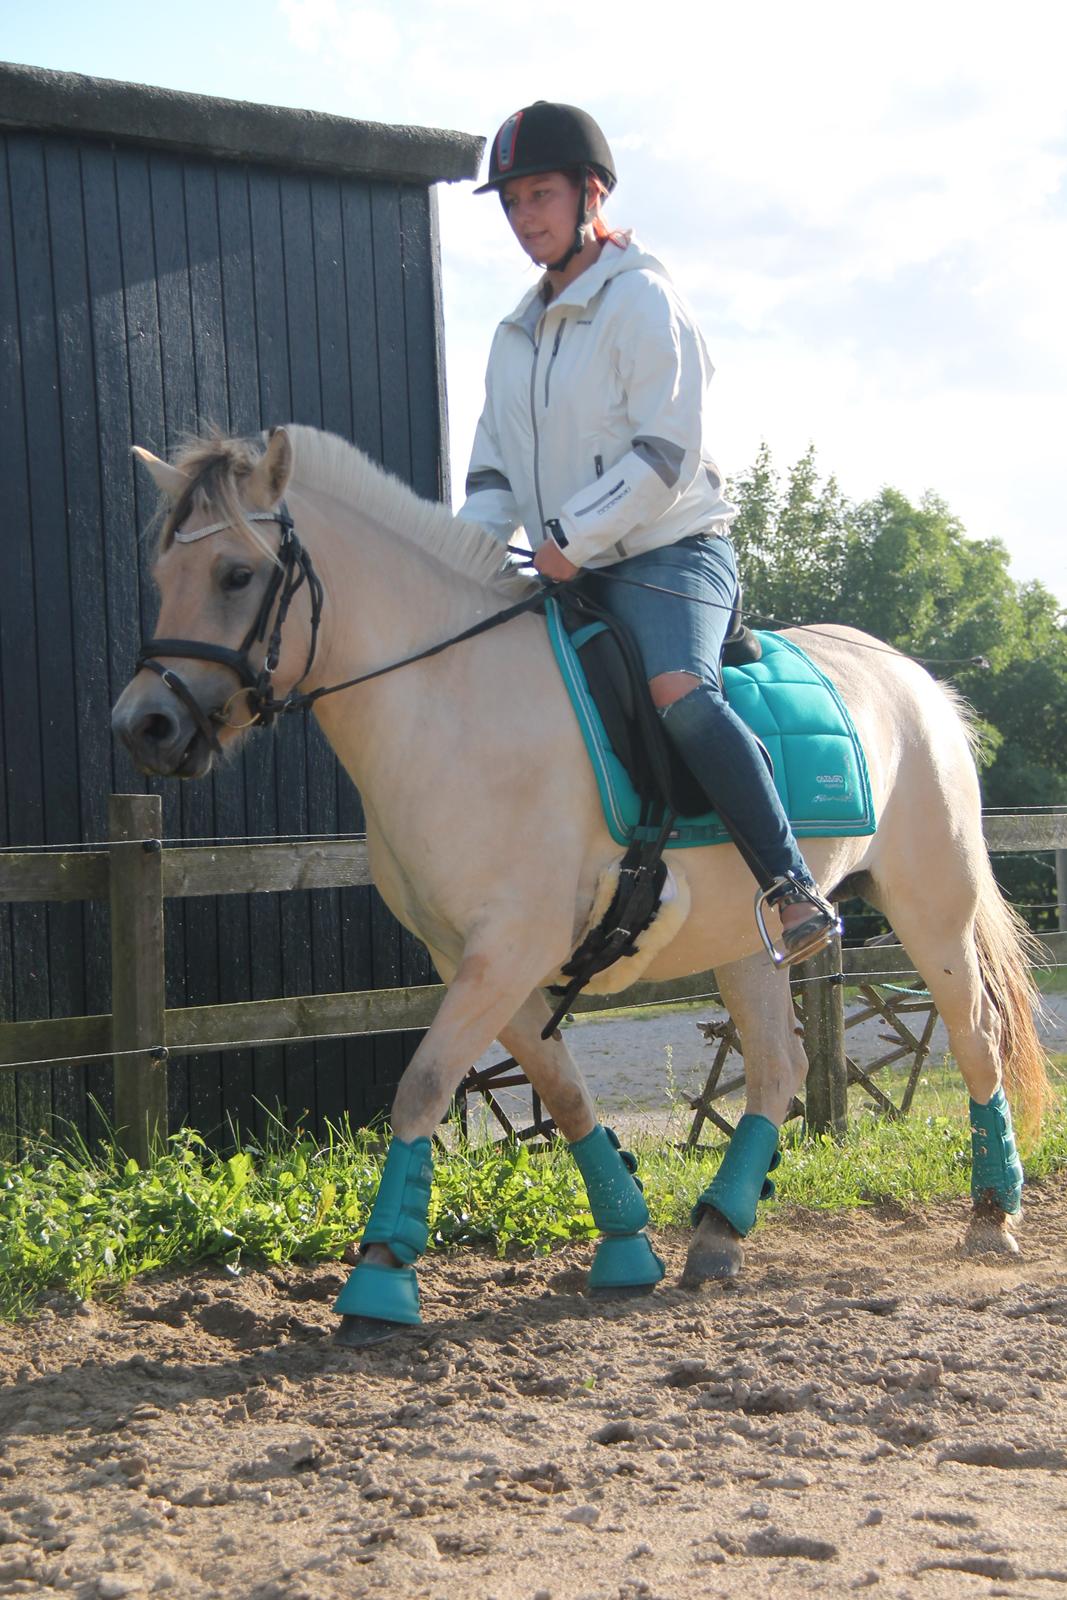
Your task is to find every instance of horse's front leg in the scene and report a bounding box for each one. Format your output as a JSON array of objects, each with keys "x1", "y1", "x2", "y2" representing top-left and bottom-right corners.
[
  {"x1": 498, "y1": 992, "x2": 665, "y2": 1296},
  {"x1": 683, "y1": 953, "x2": 807, "y2": 1286},
  {"x1": 334, "y1": 933, "x2": 567, "y2": 1344}
]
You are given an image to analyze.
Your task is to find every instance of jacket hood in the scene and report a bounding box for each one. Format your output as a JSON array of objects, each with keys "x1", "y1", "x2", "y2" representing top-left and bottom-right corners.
[{"x1": 501, "y1": 233, "x2": 673, "y2": 325}]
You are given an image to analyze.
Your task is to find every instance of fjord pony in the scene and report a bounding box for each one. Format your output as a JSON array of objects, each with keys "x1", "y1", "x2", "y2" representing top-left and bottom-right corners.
[{"x1": 113, "y1": 427, "x2": 1047, "y2": 1300}]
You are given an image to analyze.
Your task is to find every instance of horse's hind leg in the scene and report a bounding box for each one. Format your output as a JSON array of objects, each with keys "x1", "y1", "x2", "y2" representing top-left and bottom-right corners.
[
  {"x1": 683, "y1": 954, "x2": 807, "y2": 1285},
  {"x1": 867, "y1": 831, "x2": 1043, "y2": 1256},
  {"x1": 499, "y1": 992, "x2": 665, "y2": 1296}
]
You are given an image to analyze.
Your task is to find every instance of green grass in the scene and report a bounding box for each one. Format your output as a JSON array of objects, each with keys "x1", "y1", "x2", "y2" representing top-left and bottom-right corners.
[{"x1": 2, "y1": 1087, "x2": 1065, "y2": 1321}]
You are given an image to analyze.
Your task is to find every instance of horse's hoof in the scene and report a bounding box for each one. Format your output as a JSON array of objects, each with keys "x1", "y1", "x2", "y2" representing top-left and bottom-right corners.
[
  {"x1": 681, "y1": 1208, "x2": 745, "y2": 1286},
  {"x1": 963, "y1": 1195, "x2": 1022, "y2": 1258},
  {"x1": 334, "y1": 1314, "x2": 406, "y2": 1348}
]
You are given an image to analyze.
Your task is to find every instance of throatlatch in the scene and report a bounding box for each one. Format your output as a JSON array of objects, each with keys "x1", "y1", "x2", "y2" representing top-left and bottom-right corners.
[
  {"x1": 333, "y1": 1136, "x2": 433, "y2": 1327},
  {"x1": 692, "y1": 1113, "x2": 782, "y2": 1237},
  {"x1": 970, "y1": 1087, "x2": 1024, "y2": 1215},
  {"x1": 570, "y1": 1124, "x2": 665, "y2": 1292}
]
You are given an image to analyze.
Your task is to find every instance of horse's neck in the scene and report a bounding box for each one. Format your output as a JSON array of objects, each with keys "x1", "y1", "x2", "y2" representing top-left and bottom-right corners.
[
  {"x1": 296, "y1": 487, "x2": 494, "y2": 680},
  {"x1": 291, "y1": 486, "x2": 514, "y2": 783}
]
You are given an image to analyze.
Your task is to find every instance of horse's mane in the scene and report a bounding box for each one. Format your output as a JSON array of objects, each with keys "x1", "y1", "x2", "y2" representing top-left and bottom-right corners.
[{"x1": 165, "y1": 426, "x2": 530, "y2": 599}]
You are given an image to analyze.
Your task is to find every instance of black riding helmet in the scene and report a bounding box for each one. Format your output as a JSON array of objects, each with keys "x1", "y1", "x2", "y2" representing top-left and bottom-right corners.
[{"x1": 476, "y1": 101, "x2": 617, "y2": 272}]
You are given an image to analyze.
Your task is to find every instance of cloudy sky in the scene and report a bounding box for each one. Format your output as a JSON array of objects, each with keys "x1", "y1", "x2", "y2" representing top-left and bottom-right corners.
[{"x1": 7, "y1": 0, "x2": 1066, "y2": 600}]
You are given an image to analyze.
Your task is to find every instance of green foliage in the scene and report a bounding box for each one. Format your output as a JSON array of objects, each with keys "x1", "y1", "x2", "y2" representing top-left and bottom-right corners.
[
  {"x1": 727, "y1": 443, "x2": 1067, "y2": 931},
  {"x1": 3, "y1": 1085, "x2": 1065, "y2": 1318}
]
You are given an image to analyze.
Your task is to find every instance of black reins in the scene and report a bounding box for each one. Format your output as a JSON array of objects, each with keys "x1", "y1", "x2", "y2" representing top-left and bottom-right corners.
[
  {"x1": 137, "y1": 506, "x2": 554, "y2": 747},
  {"x1": 138, "y1": 504, "x2": 990, "y2": 754}
]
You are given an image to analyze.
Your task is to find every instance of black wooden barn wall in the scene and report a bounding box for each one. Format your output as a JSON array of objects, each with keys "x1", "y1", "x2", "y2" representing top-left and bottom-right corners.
[{"x1": 0, "y1": 126, "x2": 456, "y2": 1147}]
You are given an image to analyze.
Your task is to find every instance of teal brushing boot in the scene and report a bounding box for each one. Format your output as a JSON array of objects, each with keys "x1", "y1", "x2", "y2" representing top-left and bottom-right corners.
[
  {"x1": 571, "y1": 1125, "x2": 665, "y2": 1296},
  {"x1": 683, "y1": 1113, "x2": 781, "y2": 1286},
  {"x1": 334, "y1": 1136, "x2": 433, "y2": 1345},
  {"x1": 964, "y1": 1087, "x2": 1024, "y2": 1256}
]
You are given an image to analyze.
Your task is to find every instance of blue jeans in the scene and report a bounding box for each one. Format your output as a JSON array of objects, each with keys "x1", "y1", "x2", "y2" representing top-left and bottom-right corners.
[{"x1": 579, "y1": 535, "x2": 814, "y2": 891}]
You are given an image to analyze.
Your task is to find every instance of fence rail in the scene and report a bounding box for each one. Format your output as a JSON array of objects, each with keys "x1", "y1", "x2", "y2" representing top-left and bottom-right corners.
[{"x1": 3, "y1": 796, "x2": 1066, "y2": 1162}]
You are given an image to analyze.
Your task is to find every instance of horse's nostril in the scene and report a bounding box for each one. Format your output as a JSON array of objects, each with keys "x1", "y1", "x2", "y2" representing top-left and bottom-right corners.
[{"x1": 140, "y1": 711, "x2": 177, "y2": 744}]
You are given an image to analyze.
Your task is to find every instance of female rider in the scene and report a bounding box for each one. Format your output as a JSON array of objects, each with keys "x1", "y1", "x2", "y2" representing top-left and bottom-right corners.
[{"x1": 460, "y1": 100, "x2": 837, "y2": 966}]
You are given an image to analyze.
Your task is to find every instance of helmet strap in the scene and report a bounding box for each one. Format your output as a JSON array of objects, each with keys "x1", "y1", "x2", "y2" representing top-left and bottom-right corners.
[{"x1": 546, "y1": 164, "x2": 590, "y2": 274}]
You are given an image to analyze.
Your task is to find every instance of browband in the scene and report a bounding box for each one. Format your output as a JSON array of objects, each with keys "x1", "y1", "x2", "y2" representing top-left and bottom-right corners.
[{"x1": 174, "y1": 510, "x2": 285, "y2": 544}]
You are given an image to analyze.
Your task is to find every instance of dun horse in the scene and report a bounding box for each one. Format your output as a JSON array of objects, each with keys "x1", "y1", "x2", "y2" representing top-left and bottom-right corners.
[{"x1": 113, "y1": 427, "x2": 1047, "y2": 1344}]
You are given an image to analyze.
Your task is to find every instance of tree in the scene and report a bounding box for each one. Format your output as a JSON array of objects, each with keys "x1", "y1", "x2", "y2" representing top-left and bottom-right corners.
[{"x1": 727, "y1": 445, "x2": 1067, "y2": 930}]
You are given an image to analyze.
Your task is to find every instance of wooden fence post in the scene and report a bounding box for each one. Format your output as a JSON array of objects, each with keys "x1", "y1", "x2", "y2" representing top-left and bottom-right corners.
[
  {"x1": 1057, "y1": 850, "x2": 1067, "y2": 934},
  {"x1": 801, "y1": 930, "x2": 848, "y2": 1137},
  {"x1": 110, "y1": 794, "x2": 167, "y2": 1164}
]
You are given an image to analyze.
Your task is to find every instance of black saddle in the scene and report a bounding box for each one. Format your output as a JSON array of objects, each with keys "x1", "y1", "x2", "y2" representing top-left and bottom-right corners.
[{"x1": 555, "y1": 581, "x2": 762, "y2": 821}]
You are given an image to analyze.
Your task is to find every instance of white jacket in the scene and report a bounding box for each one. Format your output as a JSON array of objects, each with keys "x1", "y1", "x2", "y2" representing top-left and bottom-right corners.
[{"x1": 459, "y1": 234, "x2": 736, "y2": 569}]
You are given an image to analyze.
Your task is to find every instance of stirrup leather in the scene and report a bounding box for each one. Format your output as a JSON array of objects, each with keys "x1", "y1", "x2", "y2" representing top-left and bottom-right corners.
[{"x1": 755, "y1": 872, "x2": 840, "y2": 968}]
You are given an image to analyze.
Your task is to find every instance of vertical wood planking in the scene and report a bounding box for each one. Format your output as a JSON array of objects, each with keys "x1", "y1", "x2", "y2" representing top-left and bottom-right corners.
[
  {"x1": 2, "y1": 135, "x2": 53, "y2": 1140},
  {"x1": 46, "y1": 139, "x2": 112, "y2": 1138},
  {"x1": 1, "y1": 129, "x2": 452, "y2": 1148},
  {"x1": 82, "y1": 140, "x2": 141, "y2": 1133}
]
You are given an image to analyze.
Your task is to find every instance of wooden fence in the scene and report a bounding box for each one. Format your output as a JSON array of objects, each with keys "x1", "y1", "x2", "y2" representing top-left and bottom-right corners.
[{"x1": 2, "y1": 794, "x2": 1065, "y2": 1163}]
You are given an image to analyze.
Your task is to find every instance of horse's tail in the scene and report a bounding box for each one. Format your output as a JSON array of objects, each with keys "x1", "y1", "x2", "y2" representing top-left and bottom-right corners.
[{"x1": 973, "y1": 859, "x2": 1050, "y2": 1140}]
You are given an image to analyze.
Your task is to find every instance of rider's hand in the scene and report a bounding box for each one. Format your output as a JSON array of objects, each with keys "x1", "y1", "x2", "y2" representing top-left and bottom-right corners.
[{"x1": 533, "y1": 536, "x2": 580, "y2": 582}]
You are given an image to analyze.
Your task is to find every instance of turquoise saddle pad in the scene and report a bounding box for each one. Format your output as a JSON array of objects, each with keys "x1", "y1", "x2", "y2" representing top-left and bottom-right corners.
[{"x1": 545, "y1": 599, "x2": 876, "y2": 849}]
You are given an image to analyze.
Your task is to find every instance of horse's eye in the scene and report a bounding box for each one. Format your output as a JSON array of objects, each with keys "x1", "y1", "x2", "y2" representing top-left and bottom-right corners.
[{"x1": 222, "y1": 566, "x2": 254, "y2": 593}]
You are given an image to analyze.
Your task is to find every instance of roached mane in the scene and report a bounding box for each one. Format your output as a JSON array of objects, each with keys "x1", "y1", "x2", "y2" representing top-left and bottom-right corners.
[{"x1": 162, "y1": 426, "x2": 530, "y2": 599}]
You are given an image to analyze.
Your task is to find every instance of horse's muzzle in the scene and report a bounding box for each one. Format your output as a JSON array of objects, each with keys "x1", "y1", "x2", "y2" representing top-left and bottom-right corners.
[{"x1": 111, "y1": 676, "x2": 215, "y2": 779}]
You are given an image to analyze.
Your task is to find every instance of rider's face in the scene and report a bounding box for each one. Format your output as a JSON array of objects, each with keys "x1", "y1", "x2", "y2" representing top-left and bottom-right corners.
[{"x1": 500, "y1": 171, "x2": 579, "y2": 267}]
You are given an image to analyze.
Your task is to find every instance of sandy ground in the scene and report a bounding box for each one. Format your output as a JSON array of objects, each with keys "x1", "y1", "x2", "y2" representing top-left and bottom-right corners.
[
  {"x1": 2, "y1": 1186, "x2": 1066, "y2": 1599},
  {"x1": 2, "y1": 1001, "x2": 1064, "y2": 1599}
]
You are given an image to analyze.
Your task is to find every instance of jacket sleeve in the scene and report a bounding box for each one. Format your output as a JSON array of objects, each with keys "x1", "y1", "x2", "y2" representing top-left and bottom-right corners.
[
  {"x1": 457, "y1": 386, "x2": 523, "y2": 548},
  {"x1": 554, "y1": 275, "x2": 712, "y2": 567}
]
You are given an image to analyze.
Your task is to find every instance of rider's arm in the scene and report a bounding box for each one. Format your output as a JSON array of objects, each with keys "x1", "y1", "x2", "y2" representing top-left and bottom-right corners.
[
  {"x1": 552, "y1": 273, "x2": 713, "y2": 568},
  {"x1": 457, "y1": 385, "x2": 522, "y2": 547}
]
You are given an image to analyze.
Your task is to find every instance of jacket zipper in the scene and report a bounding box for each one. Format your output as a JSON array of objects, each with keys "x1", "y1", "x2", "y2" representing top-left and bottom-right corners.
[
  {"x1": 543, "y1": 319, "x2": 566, "y2": 406},
  {"x1": 528, "y1": 315, "x2": 549, "y2": 538}
]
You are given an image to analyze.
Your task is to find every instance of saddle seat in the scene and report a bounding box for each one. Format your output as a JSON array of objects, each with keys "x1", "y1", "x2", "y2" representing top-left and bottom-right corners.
[{"x1": 546, "y1": 593, "x2": 876, "y2": 849}]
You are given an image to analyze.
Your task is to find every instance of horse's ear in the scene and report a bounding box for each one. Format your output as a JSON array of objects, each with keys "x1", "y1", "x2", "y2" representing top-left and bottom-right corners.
[
  {"x1": 249, "y1": 427, "x2": 293, "y2": 506},
  {"x1": 132, "y1": 445, "x2": 189, "y2": 501}
]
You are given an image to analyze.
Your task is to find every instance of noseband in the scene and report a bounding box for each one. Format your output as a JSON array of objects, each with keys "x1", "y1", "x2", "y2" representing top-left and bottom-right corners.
[{"x1": 137, "y1": 504, "x2": 324, "y2": 756}]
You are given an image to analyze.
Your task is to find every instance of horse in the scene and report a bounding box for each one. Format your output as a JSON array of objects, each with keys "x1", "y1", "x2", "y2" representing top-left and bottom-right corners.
[{"x1": 112, "y1": 425, "x2": 1048, "y2": 1344}]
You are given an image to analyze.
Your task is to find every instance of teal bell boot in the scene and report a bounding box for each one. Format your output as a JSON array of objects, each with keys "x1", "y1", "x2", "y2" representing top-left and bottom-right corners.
[
  {"x1": 970, "y1": 1087, "x2": 1023, "y2": 1215},
  {"x1": 691, "y1": 1113, "x2": 781, "y2": 1236},
  {"x1": 333, "y1": 1135, "x2": 433, "y2": 1345},
  {"x1": 682, "y1": 1114, "x2": 781, "y2": 1287},
  {"x1": 570, "y1": 1125, "x2": 665, "y2": 1295}
]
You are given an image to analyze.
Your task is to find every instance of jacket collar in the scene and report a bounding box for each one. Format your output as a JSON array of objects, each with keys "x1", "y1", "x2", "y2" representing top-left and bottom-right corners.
[{"x1": 501, "y1": 233, "x2": 672, "y2": 329}]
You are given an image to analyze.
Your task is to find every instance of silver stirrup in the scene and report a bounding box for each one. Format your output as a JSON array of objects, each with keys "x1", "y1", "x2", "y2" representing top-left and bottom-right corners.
[{"x1": 754, "y1": 873, "x2": 841, "y2": 968}]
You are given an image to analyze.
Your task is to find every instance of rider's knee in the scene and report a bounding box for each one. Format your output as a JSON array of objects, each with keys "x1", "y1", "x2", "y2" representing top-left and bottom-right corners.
[{"x1": 648, "y1": 670, "x2": 704, "y2": 709}]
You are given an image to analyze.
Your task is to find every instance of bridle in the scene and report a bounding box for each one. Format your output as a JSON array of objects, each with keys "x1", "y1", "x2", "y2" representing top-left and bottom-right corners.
[
  {"x1": 137, "y1": 504, "x2": 324, "y2": 756},
  {"x1": 136, "y1": 504, "x2": 549, "y2": 756}
]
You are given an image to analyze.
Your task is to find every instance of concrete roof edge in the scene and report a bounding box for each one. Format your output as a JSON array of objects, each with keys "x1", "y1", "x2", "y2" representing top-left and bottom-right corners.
[{"x1": 0, "y1": 60, "x2": 485, "y2": 185}]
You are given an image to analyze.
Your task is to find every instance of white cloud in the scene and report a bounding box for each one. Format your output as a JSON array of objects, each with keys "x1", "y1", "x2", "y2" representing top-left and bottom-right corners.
[{"x1": 270, "y1": 0, "x2": 1067, "y2": 600}]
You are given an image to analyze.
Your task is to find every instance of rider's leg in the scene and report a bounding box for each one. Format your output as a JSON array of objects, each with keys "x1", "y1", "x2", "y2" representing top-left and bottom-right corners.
[{"x1": 579, "y1": 534, "x2": 833, "y2": 959}]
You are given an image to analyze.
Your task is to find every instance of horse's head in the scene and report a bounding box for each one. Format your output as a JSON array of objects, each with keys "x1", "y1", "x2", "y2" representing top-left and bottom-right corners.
[{"x1": 112, "y1": 428, "x2": 305, "y2": 778}]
